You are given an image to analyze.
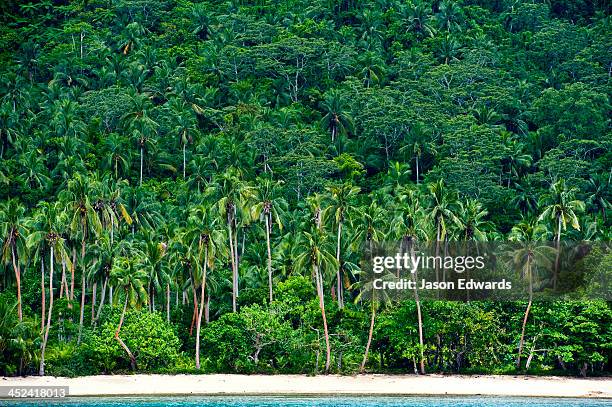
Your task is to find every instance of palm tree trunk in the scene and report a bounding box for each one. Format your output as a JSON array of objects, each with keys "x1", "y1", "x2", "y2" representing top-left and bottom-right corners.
[
  {"x1": 95, "y1": 275, "x2": 108, "y2": 323},
  {"x1": 415, "y1": 154, "x2": 420, "y2": 185},
  {"x1": 314, "y1": 263, "x2": 331, "y2": 373},
  {"x1": 228, "y1": 216, "x2": 237, "y2": 312},
  {"x1": 265, "y1": 214, "x2": 273, "y2": 303},
  {"x1": 41, "y1": 255, "x2": 45, "y2": 332},
  {"x1": 139, "y1": 146, "x2": 144, "y2": 186},
  {"x1": 11, "y1": 245, "x2": 22, "y2": 322},
  {"x1": 166, "y1": 282, "x2": 170, "y2": 323},
  {"x1": 360, "y1": 297, "x2": 375, "y2": 373},
  {"x1": 409, "y1": 242, "x2": 425, "y2": 374},
  {"x1": 336, "y1": 221, "x2": 343, "y2": 308},
  {"x1": 554, "y1": 215, "x2": 561, "y2": 290},
  {"x1": 517, "y1": 260, "x2": 533, "y2": 369},
  {"x1": 70, "y1": 247, "x2": 76, "y2": 301},
  {"x1": 183, "y1": 142, "x2": 186, "y2": 179},
  {"x1": 195, "y1": 248, "x2": 208, "y2": 370},
  {"x1": 40, "y1": 246, "x2": 54, "y2": 376},
  {"x1": 77, "y1": 273, "x2": 85, "y2": 345},
  {"x1": 116, "y1": 294, "x2": 136, "y2": 370},
  {"x1": 91, "y1": 281, "x2": 97, "y2": 323}
]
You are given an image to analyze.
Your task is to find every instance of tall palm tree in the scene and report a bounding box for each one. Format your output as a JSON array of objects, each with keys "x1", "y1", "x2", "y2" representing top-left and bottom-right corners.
[
  {"x1": 323, "y1": 183, "x2": 360, "y2": 309},
  {"x1": 250, "y1": 178, "x2": 287, "y2": 302},
  {"x1": 427, "y1": 180, "x2": 459, "y2": 283},
  {"x1": 210, "y1": 168, "x2": 248, "y2": 312},
  {"x1": 392, "y1": 186, "x2": 428, "y2": 374},
  {"x1": 26, "y1": 201, "x2": 70, "y2": 376},
  {"x1": 293, "y1": 227, "x2": 337, "y2": 374},
  {"x1": 122, "y1": 90, "x2": 158, "y2": 186},
  {"x1": 59, "y1": 173, "x2": 102, "y2": 344},
  {"x1": 537, "y1": 180, "x2": 585, "y2": 289},
  {"x1": 320, "y1": 89, "x2": 354, "y2": 143},
  {"x1": 187, "y1": 205, "x2": 224, "y2": 369},
  {"x1": 507, "y1": 221, "x2": 555, "y2": 369},
  {"x1": 0, "y1": 199, "x2": 28, "y2": 321},
  {"x1": 166, "y1": 98, "x2": 197, "y2": 179},
  {"x1": 110, "y1": 255, "x2": 148, "y2": 370}
]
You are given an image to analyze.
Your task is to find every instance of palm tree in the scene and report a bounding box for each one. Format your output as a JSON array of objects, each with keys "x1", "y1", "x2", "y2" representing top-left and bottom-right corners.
[
  {"x1": 507, "y1": 221, "x2": 555, "y2": 369},
  {"x1": 354, "y1": 268, "x2": 393, "y2": 373},
  {"x1": 187, "y1": 205, "x2": 224, "y2": 369},
  {"x1": 250, "y1": 178, "x2": 287, "y2": 302},
  {"x1": 122, "y1": 90, "x2": 158, "y2": 186},
  {"x1": 537, "y1": 180, "x2": 585, "y2": 289},
  {"x1": 402, "y1": 1, "x2": 436, "y2": 38},
  {"x1": 139, "y1": 233, "x2": 170, "y2": 313},
  {"x1": 320, "y1": 89, "x2": 354, "y2": 143},
  {"x1": 26, "y1": 201, "x2": 70, "y2": 376},
  {"x1": 209, "y1": 168, "x2": 248, "y2": 312},
  {"x1": 293, "y1": 227, "x2": 338, "y2": 373},
  {"x1": 166, "y1": 98, "x2": 197, "y2": 179},
  {"x1": 0, "y1": 199, "x2": 28, "y2": 321},
  {"x1": 427, "y1": 180, "x2": 459, "y2": 283},
  {"x1": 110, "y1": 255, "x2": 148, "y2": 370},
  {"x1": 392, "y1": 186, "x2": 428, "y2": 374},
  {"x1": 586, "y1": 175, "x2": 611, "y2": 223},
  {"x1": 323, "y1": 183, "x2": 360, "y2": 308},
  {"x1": 102, "y1": 133, "x2": 130, "y2": 180},
  {"x1": 59, "y1": 173, "x2": 102, "y2": 344}
]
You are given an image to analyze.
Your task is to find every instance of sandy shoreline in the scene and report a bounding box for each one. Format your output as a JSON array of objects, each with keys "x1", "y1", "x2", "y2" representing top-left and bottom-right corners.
[{"x1": 1, "y1": 374, "x2": 610, "y2": 399}]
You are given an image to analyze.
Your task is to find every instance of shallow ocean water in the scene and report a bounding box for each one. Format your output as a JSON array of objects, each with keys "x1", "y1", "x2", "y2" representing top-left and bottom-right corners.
[{"x1": 1, "y1": 396, "x2": 611, "y2": 407}]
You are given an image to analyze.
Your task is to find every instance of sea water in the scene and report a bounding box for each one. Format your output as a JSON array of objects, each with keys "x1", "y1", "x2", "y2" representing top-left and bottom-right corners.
[{"x1": 1, "y1": 396, "x2": 610, "y2": 407}]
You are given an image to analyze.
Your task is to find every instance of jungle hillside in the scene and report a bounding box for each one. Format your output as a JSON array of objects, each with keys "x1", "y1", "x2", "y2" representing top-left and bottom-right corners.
[{"x1": 0, "y1": 0, "x2": 611, "y2": 378}]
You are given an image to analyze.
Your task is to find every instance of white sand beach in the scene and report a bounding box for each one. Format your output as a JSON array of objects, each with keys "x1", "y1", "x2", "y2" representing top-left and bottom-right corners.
[{"x1": 1, "y1": 374, "x2": 610, "y2": 399}]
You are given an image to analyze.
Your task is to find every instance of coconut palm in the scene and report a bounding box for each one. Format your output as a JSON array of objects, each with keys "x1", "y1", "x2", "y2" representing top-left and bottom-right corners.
[
  {"x1": 507, "y1": 221, "x2": 555, "y2": 369},
  {"x1": 320, "y1": 89, "x2": 354, "y2": 143},
  {"x1": 250, "y1": 177, "x2": 287, "y2": 302},
  {"x1": 26, "y1": 201, "x2": 71, "y2": 376},
  {"x1": 0, "y1": 199, "x2": 28, "y2": 321},
  {"x1": 209, "y1": 168, "x2": 248, "y2": 312},
  {"x1": 323, "y1": 183, "x2": 360, "y2": 308},
  {"x1": 187, "y1": 204, "x2": 224, "y2": 369},
  {"x1": 110, "y1": 255, "x2": 148, "y2": 370},
  {"x1": 427, "y1": 180, "x2": 460, "y2": 282},
  {"x1": 293, "y1": 226, "x2": 338, "y2": 373},
  {"x1": 59, "y1": 173, "x2": 102, "y2": 344},
  {"x1": 537, "y1": 180, "x2": 585, "y2": 289},
  {"x1": 392, "y1": 186, "x2": 428, "y2": 374},
  {"x1": 166, "y1": 98, "x2": 197, "y2": 179}
]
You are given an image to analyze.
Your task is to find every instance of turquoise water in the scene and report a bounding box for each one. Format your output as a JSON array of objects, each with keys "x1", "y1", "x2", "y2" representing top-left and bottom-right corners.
[{"x1": 1, "y1": 396, "x2": 610, "y2": 407}]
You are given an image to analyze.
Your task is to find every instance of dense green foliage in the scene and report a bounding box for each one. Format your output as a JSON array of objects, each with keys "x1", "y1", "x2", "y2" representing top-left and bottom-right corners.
[{"x1": 0, "y1": 0, "x2": 610, "y2": 378}]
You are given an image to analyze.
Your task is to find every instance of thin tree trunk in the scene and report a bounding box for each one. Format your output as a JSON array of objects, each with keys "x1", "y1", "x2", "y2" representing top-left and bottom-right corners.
[
  {"x1": 410, "y1": 240, "x2": 425, "y2": 374},
  {"x1": 95, "y1": 276, "x2": 108, "y2": 323},
  {"x1": 183, "y1": 142, "x2": 186, "y2": 179},
  {"x1": 139, "y1": 146, "x2": 144, "y2": 186},
  {"x1": 116, "y1": 294, "x2": 136, "y2": 370},
  {"x1": 195, "y1": 248, "x2": 208, "y2": 370},
  {"x1": 228, "y1": 216, "x2": 237, "y2": 312},
  {"x1": 336, "y1": 221, "x2": 343, "y2": 308},
  {"x1": 360, "y1": 297, "x2": 376, "y2": 373},
  {"x1": 554, "y1": 216, "x2": 561, "y2": 290},
  {"x1": 314, "y1": 264, "x2": 331, "y2": 373},
  {"x1": 41, "y1": 255, "x2": 45, "y2": 333},
  {"x1": 517, "y1": 260, "x2": 533, "y2": 369},
  {"x1": 40, "y1": 246, "x2": 54, "y2": 376},
  {"x1": 91, "y1": 281, "x2": 97, "y2": 323},
  {"x1": 11, "y1": 245, "x2": 22, "y2": 322},
  {"x1": 78, "y1": 273, "x2": 85, "y2": 345},
  {"x1": 265, "y1": 215, "x2": 273, "y2": 303},
  {"x1": 166, "y1": 282, "x2": 170, "y2": 323},
  {"x1": 415, "y1": 155, "x2": 420, "y2": 185},
  {"x1": 70, "y1": 247, "x2": 76, "y2": 300}
]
